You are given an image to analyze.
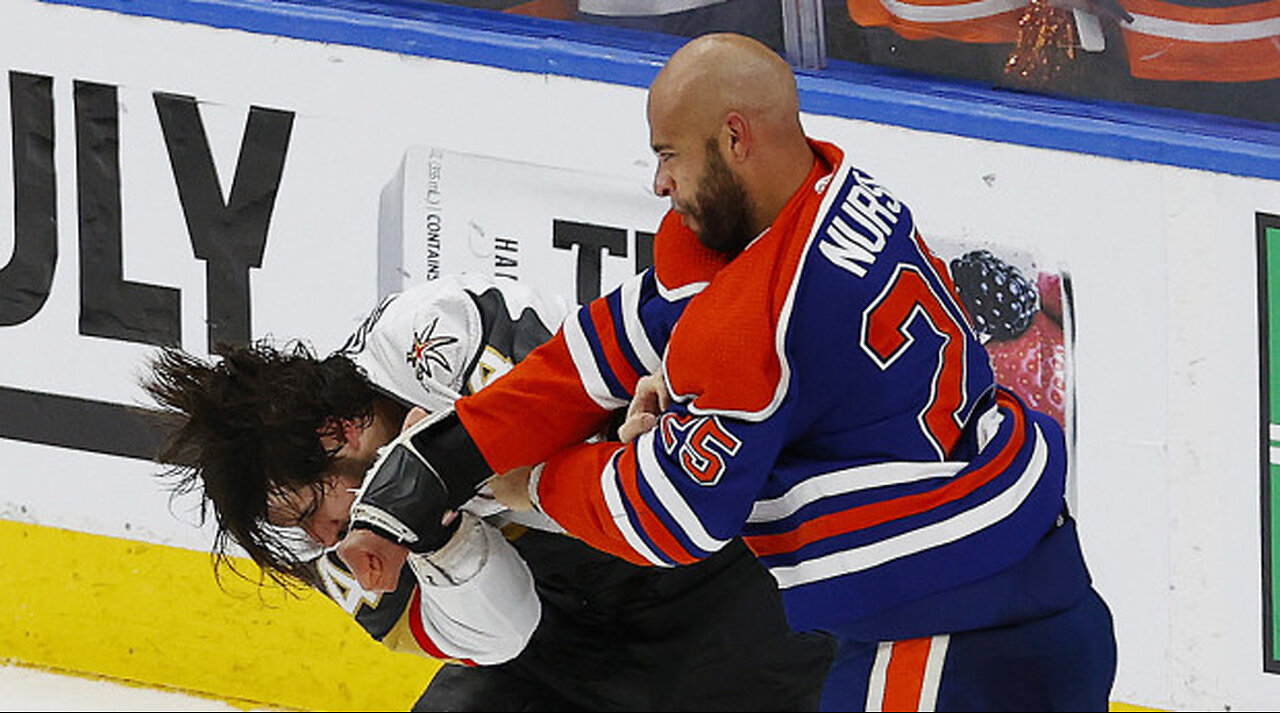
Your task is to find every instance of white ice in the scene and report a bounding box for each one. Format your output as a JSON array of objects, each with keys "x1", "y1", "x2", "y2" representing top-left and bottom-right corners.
[{"x1": 0, "y1": 663, "x2": 243, "y2": 712}]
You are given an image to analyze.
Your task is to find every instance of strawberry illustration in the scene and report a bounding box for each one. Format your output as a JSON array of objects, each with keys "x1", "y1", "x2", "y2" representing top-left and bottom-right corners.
[
  {"x1": 986, "y1": 311, "x2": 1066, "y2": 428},
  {"x1": 1036, "y1": 271, "x2": 1063, "y2": 326},
  {"x1": 949, "y1": 249, "x2": 1069, "y2": 428}
]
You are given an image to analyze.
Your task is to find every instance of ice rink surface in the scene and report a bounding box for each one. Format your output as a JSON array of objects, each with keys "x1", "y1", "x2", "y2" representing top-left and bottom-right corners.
[{"x1": 0, "y1": 663, "x2": 245, "y2": 712}]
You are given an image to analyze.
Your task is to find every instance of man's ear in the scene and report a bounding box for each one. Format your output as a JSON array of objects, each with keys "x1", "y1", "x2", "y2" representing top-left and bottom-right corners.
[
  {"x1": 402, "y1": 407, "x2": 430, "y2": 431},
  {"x1": 724, "y1": 111, "x2": 750, "y2": 162}
]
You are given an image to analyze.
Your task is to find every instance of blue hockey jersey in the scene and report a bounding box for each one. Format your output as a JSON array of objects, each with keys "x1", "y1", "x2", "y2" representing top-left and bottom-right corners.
[{"x1": 457, "y1": 139, "x2": 1093, "y2": 640}]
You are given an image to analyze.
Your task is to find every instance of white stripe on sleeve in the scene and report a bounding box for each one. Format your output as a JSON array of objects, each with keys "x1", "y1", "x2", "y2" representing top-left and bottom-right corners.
[
  {"x1": 634, "y1": 429, "x2": 731, "y2": 555},
  {"x1": 619, "y1": 273, "x2": 663, "y2": 373},
  {"x1": 562, "y1": 309, "x2": 629, "y2": 411},
  {"x1": 599, "y1": 448, "x2": 671, "y2": 567},
  {"x1": 771, "y1": 425, "x2": 1049, "y2": 589},
  {"x1": 748, "y1": 460, "x2": 967, "y2": 524}
]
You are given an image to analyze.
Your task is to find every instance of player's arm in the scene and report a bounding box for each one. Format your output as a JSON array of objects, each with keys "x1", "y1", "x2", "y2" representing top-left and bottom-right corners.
[
  {"x1": 528, "y1": 398, "x2": 784, "y2": 567},
  {"x1": 343, "y1": 268, "x2": 695, "y2": 546},
  {"x1": 458, "y1": 268, "x2": 692, "y2": 472},
  {"x1": 343, "y1": 249, "x2": 718, "y2": 575},
  {"x1": 315, "y1": 511, "x2": 539, "y2": 666},
  {"x1": 401, "y1": 397, "x2": 780, "y2": 569}
]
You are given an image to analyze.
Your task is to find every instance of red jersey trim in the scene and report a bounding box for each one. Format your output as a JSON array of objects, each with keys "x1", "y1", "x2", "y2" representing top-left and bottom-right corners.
[
  {"x1": 406, "y1": 587, "x2": 479, "y2": 666},
  {"x1": 744, "y1": 389, "x2": 1026, "y2": 557},
  {"x1": 664, "y1": 140, "x2": 842, "y2": 420},
  {"x1": 616, "y1": 446, "x2": 701, "y2": 565}
]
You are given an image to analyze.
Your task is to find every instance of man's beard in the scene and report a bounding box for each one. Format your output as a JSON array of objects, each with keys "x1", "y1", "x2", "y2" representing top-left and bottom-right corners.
[{"x1": 689, "y1": 140, "x2": 754, "y2": 257}]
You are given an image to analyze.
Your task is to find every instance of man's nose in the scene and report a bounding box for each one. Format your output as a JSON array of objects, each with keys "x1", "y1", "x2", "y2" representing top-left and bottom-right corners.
[{"x1": 653, "y1": 169, "x2": 672, "y2": 197}]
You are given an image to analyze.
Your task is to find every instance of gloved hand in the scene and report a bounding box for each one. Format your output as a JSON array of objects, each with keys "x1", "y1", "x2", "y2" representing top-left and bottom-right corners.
[{"x1": 347, "y1": 408, "x2": 492, "y2": 554}]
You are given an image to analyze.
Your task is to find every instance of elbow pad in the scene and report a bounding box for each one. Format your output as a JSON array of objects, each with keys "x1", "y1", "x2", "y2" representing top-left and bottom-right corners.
[{"x1": 349, "y1": 409, "x2": 493, "y2": 554}]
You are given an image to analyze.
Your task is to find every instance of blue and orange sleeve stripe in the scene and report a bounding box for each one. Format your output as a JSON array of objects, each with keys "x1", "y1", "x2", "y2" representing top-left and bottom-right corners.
[{"x1": 536, "y1": 441, "x2": 653, "y2": 567}]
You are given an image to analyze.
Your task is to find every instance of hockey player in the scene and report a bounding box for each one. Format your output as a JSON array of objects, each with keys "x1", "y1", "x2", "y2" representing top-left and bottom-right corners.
[
  {"x1": 142, "y1": 273, "x2": 835, "y2": 711},
  {"x1": 337, "y1": 33, "x2": 1118, "y2": 711}
]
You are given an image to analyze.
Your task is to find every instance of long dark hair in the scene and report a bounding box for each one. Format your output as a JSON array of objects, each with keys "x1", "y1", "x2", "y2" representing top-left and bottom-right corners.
[{"x1": 141, "y1": 340, "x2": 374, "y2": 589}]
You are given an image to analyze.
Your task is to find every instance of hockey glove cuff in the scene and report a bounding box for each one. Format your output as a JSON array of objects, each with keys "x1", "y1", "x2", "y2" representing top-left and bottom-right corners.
[{"x1": 349, "y1": 409, "x2": 492, "y2": 554}]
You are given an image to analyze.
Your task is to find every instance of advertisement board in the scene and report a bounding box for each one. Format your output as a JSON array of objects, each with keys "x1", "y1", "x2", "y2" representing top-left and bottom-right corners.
[{"x1": 2, "y1": 0, "x2": 1279, "y2": 710}]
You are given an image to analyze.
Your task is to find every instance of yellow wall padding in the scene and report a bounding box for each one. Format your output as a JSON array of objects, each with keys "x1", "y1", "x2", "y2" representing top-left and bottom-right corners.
[{"x1": 0, "y1": 518, "x2": 441, "y2": 711}]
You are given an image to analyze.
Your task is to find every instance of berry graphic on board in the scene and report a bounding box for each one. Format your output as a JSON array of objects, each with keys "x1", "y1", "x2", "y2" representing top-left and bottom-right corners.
[
  {"x1": 986, "y1": 311, "x2": 1067, "y2": 426},
  {"x1": 1037, "y1": 271, "x2": 1063, "y2": 326},
  {"x1": 948, "y1": 248, "x2": 1068, "y2": 429},
  {"x1": 950, "y1": 250, "x2": 1040, "y2": 342}
]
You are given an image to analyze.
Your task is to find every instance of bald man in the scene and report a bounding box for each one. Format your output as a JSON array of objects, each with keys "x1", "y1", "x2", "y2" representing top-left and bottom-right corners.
[{"x1": 340, "y1": 33, "x2": 1117, "y2": 712}]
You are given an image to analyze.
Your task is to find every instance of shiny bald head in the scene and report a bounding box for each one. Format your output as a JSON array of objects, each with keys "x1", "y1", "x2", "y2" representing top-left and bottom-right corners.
[
  {"x1": 647, "y1": 34, "x2": 815, "y2": 253},
  {"x1": 648, "y1": 33, "x2": 802, "y2": 143}
]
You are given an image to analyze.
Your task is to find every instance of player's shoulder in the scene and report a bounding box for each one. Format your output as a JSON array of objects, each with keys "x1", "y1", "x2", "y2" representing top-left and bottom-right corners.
[
  {"x1": 370, "y1": 275, "x2": 569, "y2": 343},
  {"x1": 803, "y1": 157, "x2": 920, "y2": 291},
  {"x1": 456, "y1": 275, "x2": 572, "y2": 337},
  {"x1": 338, "y1": 275, "x2": 528, "y2": 410},
  {"x1": 394, "y1": 273, "x2": 527, "y2": 316},
  {"x1": 652, "y1": 212, "x2": 730, "y2": 294},
  {"x1": 663, "y1": 214, "x2": 817, "y2": 419}
]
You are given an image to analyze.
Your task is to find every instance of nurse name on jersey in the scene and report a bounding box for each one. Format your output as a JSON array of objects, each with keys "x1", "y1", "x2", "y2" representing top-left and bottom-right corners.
[{"x1": 818, "y1": 168, "x2": 904, "y2": 278}]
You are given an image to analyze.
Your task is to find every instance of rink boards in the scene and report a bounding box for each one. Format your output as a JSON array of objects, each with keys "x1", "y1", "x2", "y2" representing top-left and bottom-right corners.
[{"x1": 1, "y1": 0, "x2": 1279, "y2": 710}]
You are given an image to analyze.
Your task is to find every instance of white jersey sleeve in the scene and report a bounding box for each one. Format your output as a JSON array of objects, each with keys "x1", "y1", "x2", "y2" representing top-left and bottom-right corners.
[
  {"x1": 384, "y1": 512, "x2": 540, "y2": 665},
  {"x1": 313, "y1": 511, "x2": 539, "y2": 666}
]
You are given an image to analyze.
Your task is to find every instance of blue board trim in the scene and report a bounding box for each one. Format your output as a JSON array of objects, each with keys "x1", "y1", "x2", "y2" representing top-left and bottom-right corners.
[{"x1": 40, "y1": 0, "x2": 1280, "y2": 181}]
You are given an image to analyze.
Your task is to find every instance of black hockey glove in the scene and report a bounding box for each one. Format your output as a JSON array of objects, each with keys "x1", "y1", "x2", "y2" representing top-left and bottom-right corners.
[{"x1": 348, "y1": 409, "x2": 492, "y2": 554}]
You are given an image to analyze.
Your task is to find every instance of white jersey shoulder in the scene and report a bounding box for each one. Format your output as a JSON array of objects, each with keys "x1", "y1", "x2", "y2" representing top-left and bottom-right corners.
[
  {"x1": 319, "y1": 276, "x2": 566, "y2": 664},
  {"x1": 341, "y1": 274, "x2": 570, "y2": 413}
]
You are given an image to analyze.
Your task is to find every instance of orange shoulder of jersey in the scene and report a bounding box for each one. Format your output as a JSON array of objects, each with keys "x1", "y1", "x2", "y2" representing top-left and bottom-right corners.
[
  {"x1": 664, "y1": 143, "x2": 841, "y2": 418},
  {"x1": 1119, "y1": 0, "x2": 1280, "y2": 82},
  {"x1": 846, "y1": 0, "x2": 1025, "y2": 44},
  {"x1": 652, "y1": 210, "x2": 731, "y2": 289}
]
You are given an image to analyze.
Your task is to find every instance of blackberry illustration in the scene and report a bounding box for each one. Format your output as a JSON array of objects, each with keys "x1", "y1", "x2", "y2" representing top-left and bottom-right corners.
[{"x1": 949, "y1": 249, "x2": 1039, "y2": 341}]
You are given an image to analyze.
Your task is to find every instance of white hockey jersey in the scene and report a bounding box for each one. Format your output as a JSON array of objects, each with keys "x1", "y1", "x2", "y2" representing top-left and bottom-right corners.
[{"x1": 313, "y1": 274, "x2": 571, "y2": 665}]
